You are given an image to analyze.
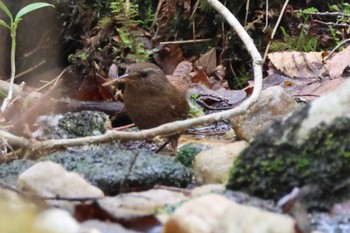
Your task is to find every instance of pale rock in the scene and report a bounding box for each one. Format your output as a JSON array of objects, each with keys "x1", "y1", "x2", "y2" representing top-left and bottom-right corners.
[
  {"x1": 231, "y1": 86, "x2": 298, "y2": 141},
  {"x1": 81, "y1": 219, "x2": 140, "y2": 233},
  {"x1": 190, "y1": 184, "x2": 226, "y2": 197},
  {"x1": 292, "y1": 77, "x2": 350, "y2": 145},
  {"x1": 18, "y1": 161, "x2": 104, "y2": 211},
  {"x1": 98, "y1": 189, "x2": 188, "y2": 220},
  {"x1": 0, "y1": 188, "x2": 33, "y2": 212},
  {"x1": 163, "y1": 194, "x2": 295, "y2": 233},
  {"x1": 33, "y1": 209, "x2": 80, "y2": 233},
  {"x1": 193, "y1": 141, "x2": 248, "y2": 184}
]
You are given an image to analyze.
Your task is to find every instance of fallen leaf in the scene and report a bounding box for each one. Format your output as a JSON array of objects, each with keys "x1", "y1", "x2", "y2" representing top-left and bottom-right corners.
[
  {"x1": 194, "y1": 48, "x2": 217, "y2": 75},
  {"x1": 191, "y1": 69, "x2": 212, "y2": 88},
  {"x1": 268, "y1": 51, "x2": 326, "y2": 79},
  {"x1": 324, "y1": 45, "x2": 350, "y2": 78},
  {"x1": 153, "y1": 44, "x2": 185, "y2": 75}
]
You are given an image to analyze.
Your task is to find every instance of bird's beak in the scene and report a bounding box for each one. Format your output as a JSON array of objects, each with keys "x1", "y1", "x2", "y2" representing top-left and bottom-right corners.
[{"x1": 102, "y1": 73, "x2": 130, "y2": 87}]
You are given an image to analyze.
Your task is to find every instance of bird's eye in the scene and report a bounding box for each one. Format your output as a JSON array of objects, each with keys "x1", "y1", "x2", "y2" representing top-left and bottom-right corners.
[{"x1": 139, "y1": 70, "x2": 148, "y2": 78}]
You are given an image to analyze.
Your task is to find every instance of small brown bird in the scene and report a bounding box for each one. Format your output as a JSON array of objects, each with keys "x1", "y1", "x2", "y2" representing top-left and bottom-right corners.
[{"x1": 103, "y1": 62, "x2": 189, "y2": 153}]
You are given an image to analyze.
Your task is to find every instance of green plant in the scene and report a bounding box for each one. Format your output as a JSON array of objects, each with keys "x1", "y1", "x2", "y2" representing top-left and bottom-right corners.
[
  {"x1": 271, "y1": 7, "x2": 319, "y2": 52},
  {"x1": 270, "y1": 25, "x2": 318, "y2": 52},
  {"x1": 0, "y1": 1, "x2": 54, "y2": 112},
  {"x1": 296, "y1": 7, "x2": 318, "y2": 21},
  {"x1": 110, "y1": 0, "x2": 151, "y2": 62},
  {"x1": 328, "y1": 2, "x2": 350, "y2": 45}
]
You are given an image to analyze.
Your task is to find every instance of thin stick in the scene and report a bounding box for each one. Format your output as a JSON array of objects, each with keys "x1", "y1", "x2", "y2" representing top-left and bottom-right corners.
[
  {"x1": 10, "y1": 60, "x2": 46, "y2": 80},
  {"x1": 295, "y1": 11, "x2": 350, "y2": 17},
  {"x1": 160, "y1": 38, "x2": 212, "y2": 45},
  {"x1": 262, "y1": 0, "x2": 269, "y2": 32},
  {"x1": 36, "y1": 67, "x2": 68, "y2": 92},
  {"x1": 244, "y1": 0, "x2": 250, "y2": 26},
  {"x1": 325, "y1": 38, "x2": 350, "y2": 60},
  {"x1": 262, "y1": 0, "x2": 290, "y2": 63}
]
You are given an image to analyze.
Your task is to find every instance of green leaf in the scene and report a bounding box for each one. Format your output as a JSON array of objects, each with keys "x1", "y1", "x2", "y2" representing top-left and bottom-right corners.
[
  {"x1": 117, "y1": 28, "x2": 132, "y2": 47},
  {"x1": 0, "y1": 19, "x2": 10, "y2": 29},
  {"x1": 0, "y1": 1, "x2": 13, "y2": 23},
  {"x1": 302, "y1": 7, "x2": 318, "y2": 13},
  {"x1": 15, "y1": 2, "x2": 54, "y2": 22},
  {"x1": 329, "y1": 4, "x2": 340, "y2": 12}
]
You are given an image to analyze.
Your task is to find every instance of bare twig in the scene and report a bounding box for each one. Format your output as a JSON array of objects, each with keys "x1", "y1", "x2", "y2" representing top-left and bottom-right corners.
[
  {"x1": 262, "y1": 0, "x2": 290, "y2": 62},
  {"x1": 262, "y1": 0, "x2": 269, "y2": 32},
  {"x1": 0, "y1": 179, "x2": 22, "y2": 194},
  {"x1": 325, "y1": 38, "x2": 350, "y2": 60},
  {"x1": 36, "y1": 67, "x2": 68, "y2": 92},
  {"x1": 11, "y1": 60, "x2": 47, "y2": 80},
  {"x1": 244, "y1": 0, "x2": 250, "y2": 26},
  {"x1": 314, "y1": 19, "x2": 350, "y2": 28},
  {"x1": 295, "y1": 11, "x2": 350, "y2": 17},
  {"x1": 159, "y1": 39, "x2": 212, "y2": 45},
  {"x1": 0, "y1": 0, "x2": 263, "y2": 157}
]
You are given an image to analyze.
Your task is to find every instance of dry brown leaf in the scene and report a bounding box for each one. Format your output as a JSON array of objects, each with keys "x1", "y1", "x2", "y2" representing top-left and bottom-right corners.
[
  {"x1": 191, "y1": 69, "x2": 212, "y2": 88},
  {"x1": 153, "y1": 0, "x2": 178, "y2": 42},
  {"x1": 190, "y1": 83, "x2": 246, "y2": 107},
  {"x1": 194, "y1": 48, "x2": 217, "y2": 75},
  {"x1": 268, "y1": 51, "x2": 326, "y2": 79},
  {"x1": 167, "y1": 61, "x2": 193, "y2": 94},
  {"x1": 153, "y1": 44, "x2": 185, "y2": 75},
  {"x1": 172, "y1": 61, "x2": 193, "y2": 77},
  {"x1": 261, "y1": 74, "x2": 347, "y2": 101},
  {"x1": 324, "y1": 45, "x2": 350, "y2": 78},
  {"x1": 289, "y1": 78, "x2": 346, "y2": 101}
]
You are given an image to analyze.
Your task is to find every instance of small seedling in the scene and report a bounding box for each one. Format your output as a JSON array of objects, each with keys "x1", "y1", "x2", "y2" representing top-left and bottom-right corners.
[{"x1": 0, "y1": 1, "x2": 54, "y2": 112}]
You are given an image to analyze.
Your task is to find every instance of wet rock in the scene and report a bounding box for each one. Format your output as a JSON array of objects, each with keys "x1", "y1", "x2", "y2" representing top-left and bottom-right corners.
[
  {"x1": 227, "y1": 78, "x2": 350, "y2": 204},
  {"x1": 18, "y1": 161, "x2": 104, "y2": 198},
  {"x1": 193, "y1": 141, "x2": 248, "y2": 184},
  {"x1": 33, "y1": 111, "x2": 110, "y2": 140},
  {"x1": 311, "y1": 212, "x2": 350, "y2": 233},
  {"x1": 18, "y1": 161, "x2": 104, "y2": 210},
  {"x1": 230, "y1": 86, "x2": 299, "y2": 141},
  {"x1": 163, "y1": 194, "x2": 295, "y2": 233},
  {"x1": 0, "y1": 144, "x2": 192, "y2": 196}
]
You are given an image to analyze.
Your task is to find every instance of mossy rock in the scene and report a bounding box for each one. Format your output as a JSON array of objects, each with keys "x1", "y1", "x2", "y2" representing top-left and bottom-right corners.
[
  {"x1": 176, "y1": 143, "x2": 208, "y2": 167},
  {"x1": 227, "y1": 113, "x2": 350, "y2": 202}
]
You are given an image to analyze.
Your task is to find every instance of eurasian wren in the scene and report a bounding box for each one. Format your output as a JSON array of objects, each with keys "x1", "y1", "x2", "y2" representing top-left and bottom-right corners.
[{"x1": 103, "y1": 62, "x2": 189, "y2": 153}]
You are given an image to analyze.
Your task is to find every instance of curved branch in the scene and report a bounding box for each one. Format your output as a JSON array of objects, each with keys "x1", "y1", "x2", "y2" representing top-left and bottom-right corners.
[{"x1": 0, "y1": 0, "x2": 263, "y2": 156}]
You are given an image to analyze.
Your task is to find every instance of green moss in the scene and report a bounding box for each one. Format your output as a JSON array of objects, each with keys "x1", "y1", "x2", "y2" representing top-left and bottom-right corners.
[
  {"x1": 342, "y1": 151, "x2": 350, "y2": 158},
  {"x1": 176, "y1": 143, "x2": 207, "y2": 167},
  {"x1": 227, "y1": 116, "x2": 350, "y2": 200}
]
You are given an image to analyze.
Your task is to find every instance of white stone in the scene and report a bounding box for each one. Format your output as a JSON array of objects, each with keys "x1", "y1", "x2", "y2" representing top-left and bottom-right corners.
[
  {"x1": 33, "y1": 209, "x2": 80, "y2": 233},
  {"x1": 18, "y1": 161, "x2": 104, "y2": 198},
  {"x1": 163, "y1": 194, "x2": 295, "y2": 233},
  {"x1": 193, "y1": 141, "x2": 248, "y2": 184}
]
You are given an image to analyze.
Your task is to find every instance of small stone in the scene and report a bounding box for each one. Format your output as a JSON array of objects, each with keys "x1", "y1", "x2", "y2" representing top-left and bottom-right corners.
[
  {"x1": 193, "y1": 141, "x2": 248, "y2": 184},
  {"x1": 98, "y1": 189, "x2": 188, "y2": 219},
  {"x1": 18, "y1": 161, "x2": 104, "y2": 211},
  {"x1": 163, "y1": 194, "x2": 295, "y2": 233},
  {"x1": 34, "y1": 209, "x2": 80, "y2": 233},
  {"x1": 231, "y1": 86, "x2": 298, "y2": 141},
  {"x1": 18, "y1": 161, "x2": 104, "y2": 198}
]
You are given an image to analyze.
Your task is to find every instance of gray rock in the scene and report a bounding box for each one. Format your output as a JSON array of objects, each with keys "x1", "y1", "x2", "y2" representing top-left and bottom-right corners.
[
  {"x1": 227, "y1": 78, "x2": 350, "y2": 203},
  {"x1": 230, "y1": 86, "x2": 299, "y2": 141},
  {"x1": 33, "y1": 111, "x2": 109, "y2": 140},
  {"x1": 0, "y1": 144, "x2": 192, "y2": 195}
]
